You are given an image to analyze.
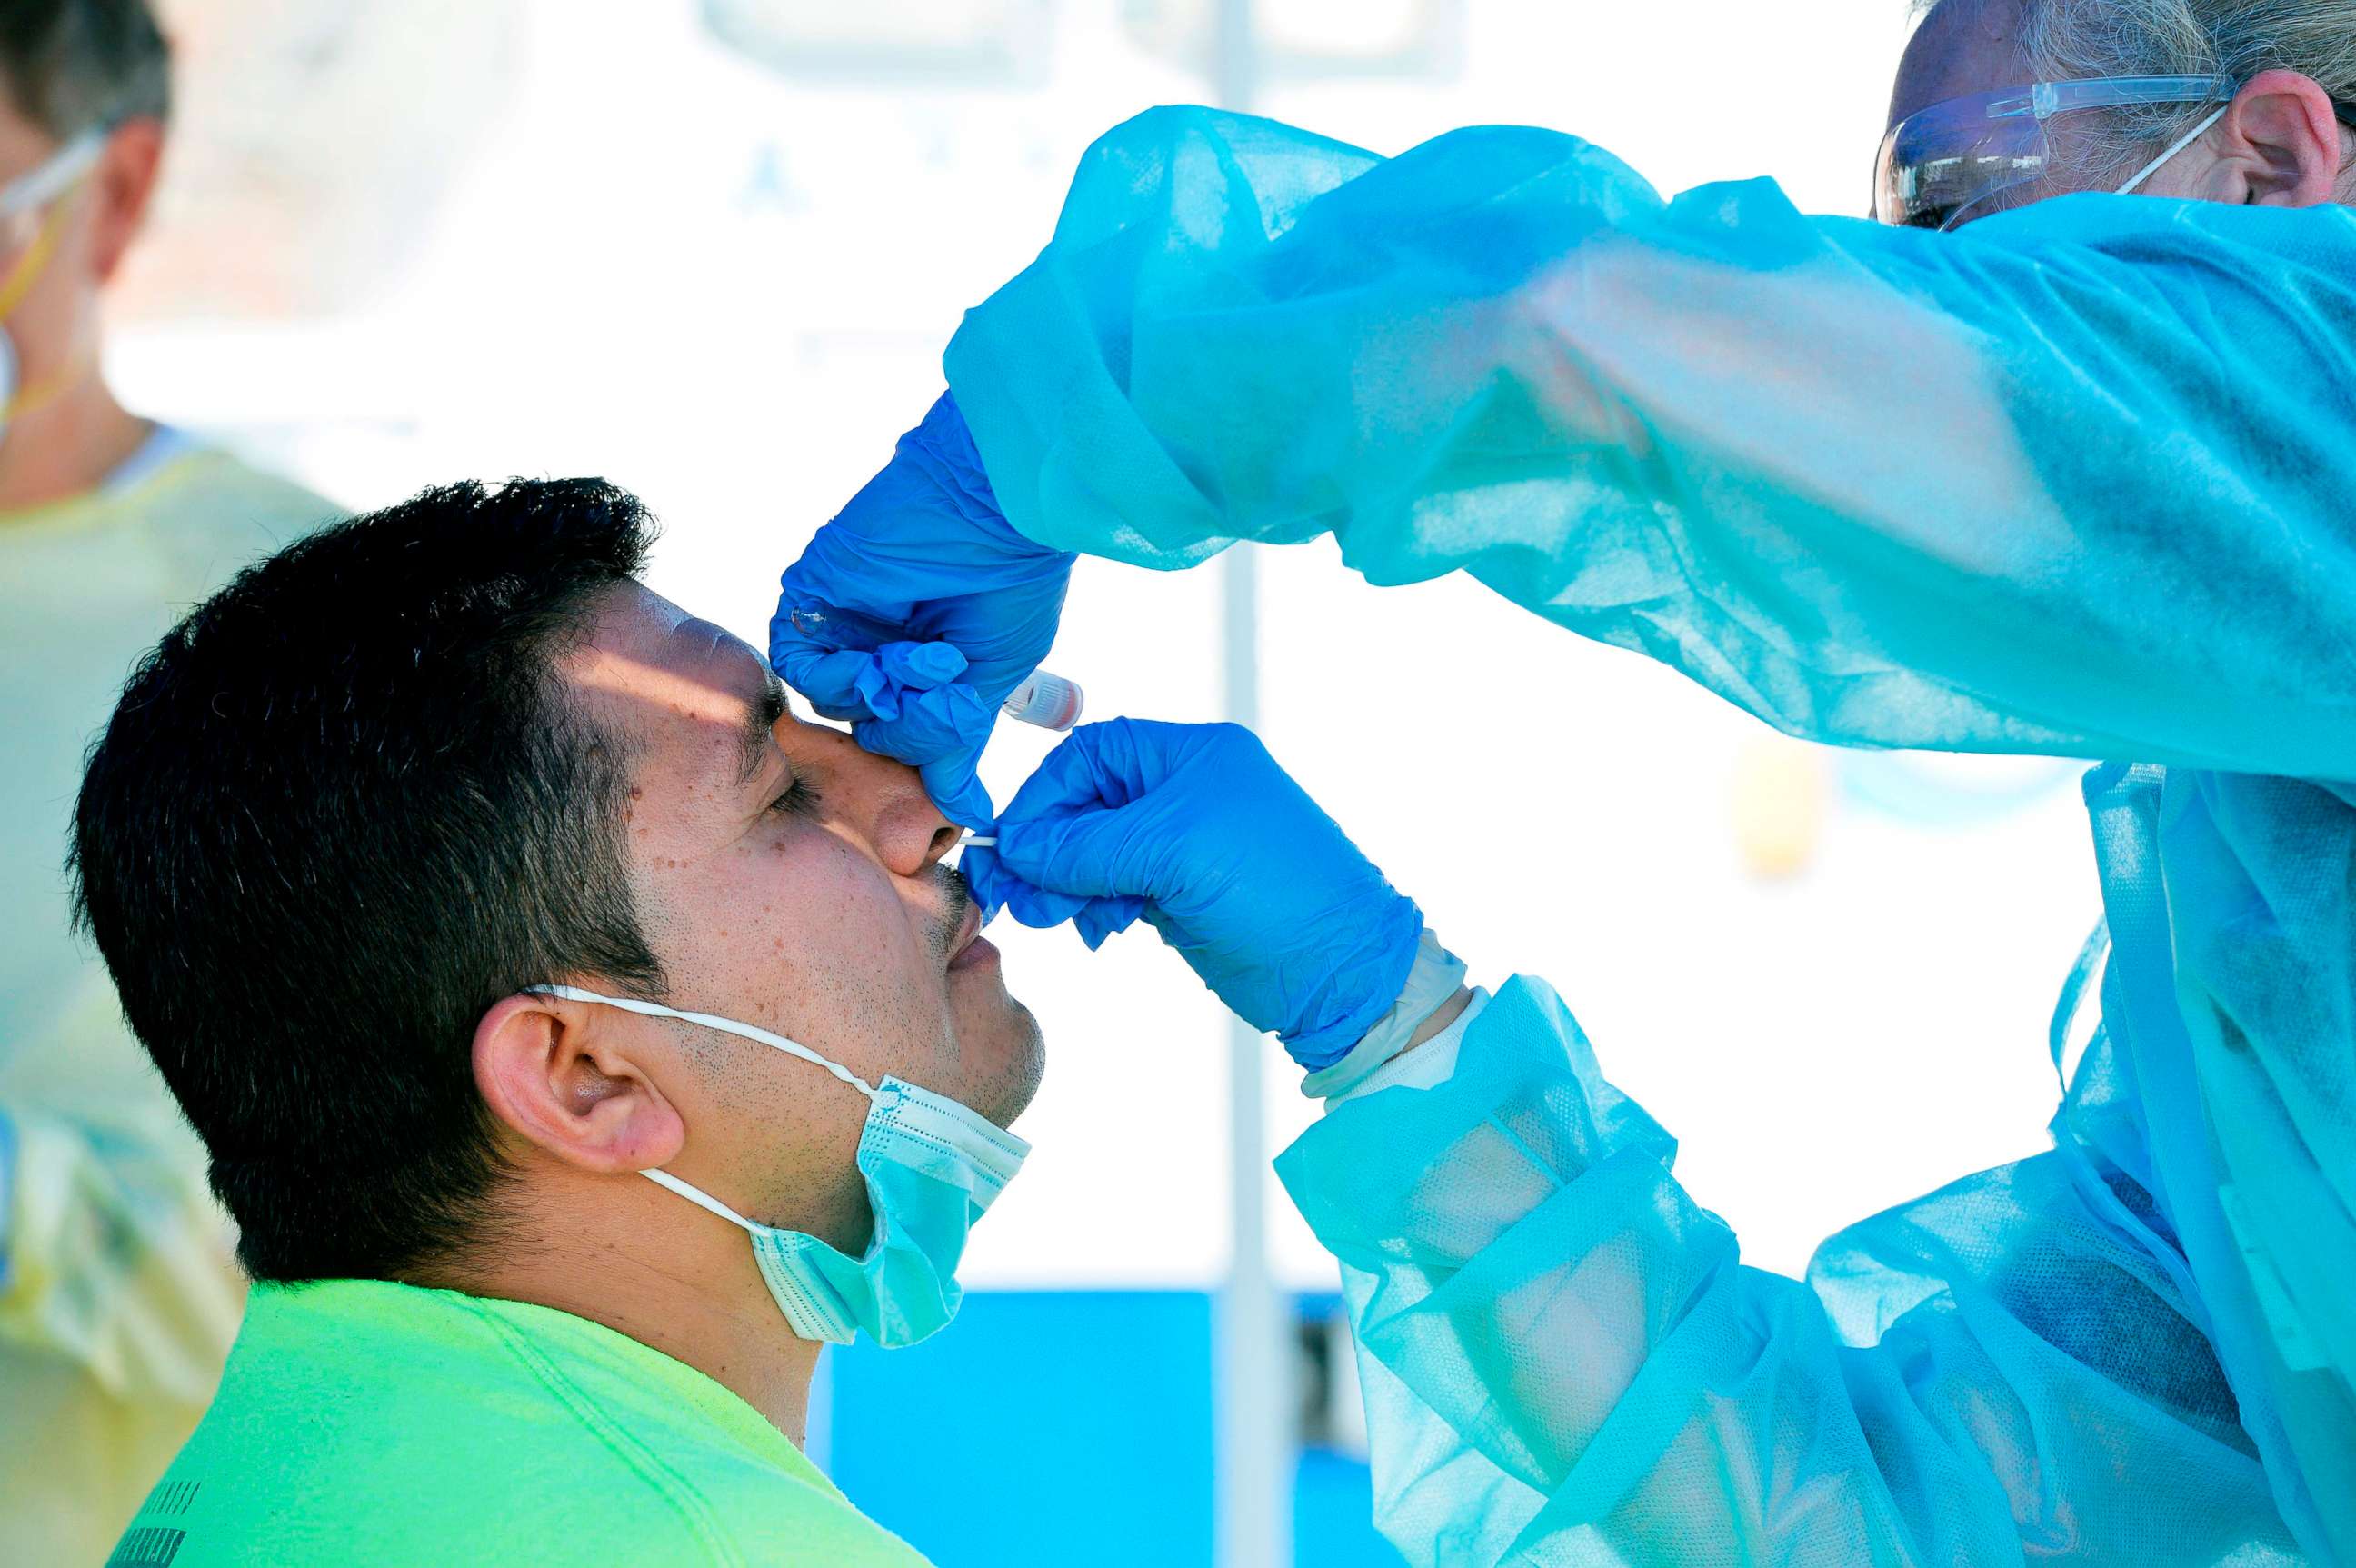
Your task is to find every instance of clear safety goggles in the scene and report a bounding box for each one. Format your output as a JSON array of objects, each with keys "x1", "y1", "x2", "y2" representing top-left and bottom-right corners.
[
  {"x1": 0, "y1": 128, "x2": 105, "y2": 259},
  {"x1": 1873, "y1": 75, "x2": 2251, "y2": 229}
]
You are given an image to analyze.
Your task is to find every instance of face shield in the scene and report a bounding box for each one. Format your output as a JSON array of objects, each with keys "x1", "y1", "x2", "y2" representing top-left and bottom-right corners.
[{"x1": 1872, "y1": 75, "x2": 2241, "y2": 230}]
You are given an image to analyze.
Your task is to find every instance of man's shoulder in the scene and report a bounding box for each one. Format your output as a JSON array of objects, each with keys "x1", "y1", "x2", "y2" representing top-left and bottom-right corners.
[{"x1": 118, "y1": 1280, "x2": 931, "y2": 1567}]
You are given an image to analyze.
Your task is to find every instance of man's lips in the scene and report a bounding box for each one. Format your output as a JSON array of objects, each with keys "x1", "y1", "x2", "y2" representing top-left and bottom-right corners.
[{"x1": 947, "y1": 900, "x2": 983, "y2": 964}]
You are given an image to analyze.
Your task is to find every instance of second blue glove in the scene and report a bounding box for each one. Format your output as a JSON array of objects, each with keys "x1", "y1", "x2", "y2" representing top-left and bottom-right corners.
[{"x1": 963, "y1": 719, "x2": 1423, "y2": 1070}]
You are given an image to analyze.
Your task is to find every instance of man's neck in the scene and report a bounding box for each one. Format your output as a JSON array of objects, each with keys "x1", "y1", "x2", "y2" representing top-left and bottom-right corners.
[
  {"x1": 0, "y1": 370, "x2": 151, "y2": 514},
  {"x1": 424, "y1": 1173, "x2": 827, "y2": 1445}
]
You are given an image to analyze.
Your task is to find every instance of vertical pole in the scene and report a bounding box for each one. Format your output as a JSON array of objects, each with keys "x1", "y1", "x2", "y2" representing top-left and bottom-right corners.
[
  {"x1": 1212, "y1": 12, "x2": 1289, "y2": 1568},
  {"x1": 1215, "y1": 0, "x2": 1259, "y2": 109},
  {"x1": 1219, "y1": 548, "x2": 1290, "y2": 1568}
]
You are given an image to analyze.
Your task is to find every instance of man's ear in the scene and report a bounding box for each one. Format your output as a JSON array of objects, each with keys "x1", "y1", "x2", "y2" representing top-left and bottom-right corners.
[
  {"x1": 87, "y1": 116, "x2": 165, "y2": 284},
  {"x1": 473, "y1": 993, "x2": 687, "y2": 1174},
  {"x1": 2219, "y1": 70, "x2": 2350, "y2": 208}
]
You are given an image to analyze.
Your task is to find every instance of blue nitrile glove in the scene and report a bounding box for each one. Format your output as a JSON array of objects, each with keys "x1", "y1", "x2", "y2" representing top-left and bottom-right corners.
[
  {"x1": 771, "y1": 392, "x2": 1076, "y2": 829},
  {"x1": 962, "y1": 720, "x2": 1424, "y2": 1070}
]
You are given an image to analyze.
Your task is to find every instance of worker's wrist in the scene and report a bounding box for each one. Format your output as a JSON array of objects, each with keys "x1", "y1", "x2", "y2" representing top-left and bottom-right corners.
[
  {"x1": 927, "y1": 391, "x2": 1071, "y2": 564},
  {"x1": 1299, "y1": 928, "x2": 1467, "y2": 1099},
  {"x1": 1400, "y1": 984, "x2": 1474, "y2": 1053}
]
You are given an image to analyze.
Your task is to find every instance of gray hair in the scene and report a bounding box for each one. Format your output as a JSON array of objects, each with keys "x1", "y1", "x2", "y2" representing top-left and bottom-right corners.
[
  {"x1": 2014, "y1": 0, "x2": 2356, "y2": 176},
  {"x1": 0, "y1": 0, "x2": 171, "y2": 143}
]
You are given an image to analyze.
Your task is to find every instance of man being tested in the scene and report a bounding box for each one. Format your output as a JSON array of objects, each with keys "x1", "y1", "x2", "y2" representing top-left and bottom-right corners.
[
  {"x1": 771, "y1": 0, "x2": 2356, "y2": 1561},
  {"x1": 0, "y1": 3, "x2": 331, "y2": 1557},
  {"x1": 76, "y1": 479, "x2": 1036, "y2": 1565}
]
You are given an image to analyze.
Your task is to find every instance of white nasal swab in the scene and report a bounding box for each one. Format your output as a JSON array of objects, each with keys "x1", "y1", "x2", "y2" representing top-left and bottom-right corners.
[{"x1": 959, "y1": 834, "x2": 997, "y2": 848}]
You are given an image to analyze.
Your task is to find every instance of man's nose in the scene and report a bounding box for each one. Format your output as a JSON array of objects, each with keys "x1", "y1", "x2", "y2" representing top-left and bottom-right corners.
[
  {"x1": 807, "y1": 723, "x2": 961, "y2": 876},
  {"x1": 877, "y1": 790, "x2": 963, "y2": 877}
]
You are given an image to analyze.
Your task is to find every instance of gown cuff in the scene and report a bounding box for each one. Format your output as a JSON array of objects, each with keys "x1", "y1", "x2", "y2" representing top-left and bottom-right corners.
[{"x1": 1301, "y1": 927, "x2": 1475, "y2": 1101}]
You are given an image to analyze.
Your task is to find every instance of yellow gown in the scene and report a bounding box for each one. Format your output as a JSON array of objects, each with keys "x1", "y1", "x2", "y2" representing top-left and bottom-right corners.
[{"x1": 0, "y1": 432, "x2": 335, "y2": 1565}]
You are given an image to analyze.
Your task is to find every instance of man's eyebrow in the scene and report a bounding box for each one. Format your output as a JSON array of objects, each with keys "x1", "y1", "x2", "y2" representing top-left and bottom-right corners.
[{"x1": 738, "y1": 675, "x2": 786, "y2": 785}]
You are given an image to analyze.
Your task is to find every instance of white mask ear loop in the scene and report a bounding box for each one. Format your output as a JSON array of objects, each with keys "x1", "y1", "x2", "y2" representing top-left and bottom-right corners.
[
  {"x1": 526, "y1": 984, "x2": 884, "y2": 1104},
  {"x1": 527, "y1": 984, "x2": 887, "y2": 1223},
  {"x1": 642, "y1": 1167, "x2": 764, "y2": 1231},
  {"x1": 2116, "y1": 104, "x2": 2231, "y2": 195}
]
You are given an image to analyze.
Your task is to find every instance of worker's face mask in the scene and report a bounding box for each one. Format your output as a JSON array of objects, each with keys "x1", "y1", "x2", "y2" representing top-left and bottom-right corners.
[
  {"x1": 529, "y1": 984, "x2": 1028, "y2": 1348},
  {"x1": 0, "y1": 128, "x2": 106, "y2": 444}
]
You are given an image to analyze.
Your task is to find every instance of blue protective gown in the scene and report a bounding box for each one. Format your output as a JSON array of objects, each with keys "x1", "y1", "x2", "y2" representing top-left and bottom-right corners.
[{"x1": 943, "y1": 107, "x2": 2356, "y2": 1563}]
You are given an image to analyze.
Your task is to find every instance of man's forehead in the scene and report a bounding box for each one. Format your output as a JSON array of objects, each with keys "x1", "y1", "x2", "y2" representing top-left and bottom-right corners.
[
  {"x1": 563, "y1": 582, "x2": 777, "y2": 773},
  {"x1": 1890, "y1": 0, "x2": 2033, "y2": 128}
]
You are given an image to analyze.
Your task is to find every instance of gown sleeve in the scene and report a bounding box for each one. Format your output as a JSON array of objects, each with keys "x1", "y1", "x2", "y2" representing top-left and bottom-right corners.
[
  {"x1": 944, "y1": 105, "x2": 2356, "y2": 779},
  {"x1": 1276, "y1": 974, "x2": 2297, "y2": 1565}
]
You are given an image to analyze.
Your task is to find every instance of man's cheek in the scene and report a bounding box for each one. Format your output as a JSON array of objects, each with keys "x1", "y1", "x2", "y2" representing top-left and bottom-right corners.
[{"x1": 784, "y1": 860, "x2": 919, "y2": 966}]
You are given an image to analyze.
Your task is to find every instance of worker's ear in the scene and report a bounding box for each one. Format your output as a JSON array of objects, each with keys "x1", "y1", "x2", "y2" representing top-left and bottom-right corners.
[
  {"x1": 86, "y1": 115, "x2": 165, "y2": 284},
  {"x1": 2212, "y1": 70, "x2": 2350, "y2": 208},
  {"x1": 473, "y1": 993, "x2": 686, "y2": 1174}
]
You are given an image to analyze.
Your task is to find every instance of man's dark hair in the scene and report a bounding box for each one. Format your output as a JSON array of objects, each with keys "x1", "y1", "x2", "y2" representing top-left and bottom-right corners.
[
  {"x1": 0, "y1": 0, "x2": 170, "y2": 140},
  {"x1": 71, "y1": 478, "x2": 665, "y2": 1283}
]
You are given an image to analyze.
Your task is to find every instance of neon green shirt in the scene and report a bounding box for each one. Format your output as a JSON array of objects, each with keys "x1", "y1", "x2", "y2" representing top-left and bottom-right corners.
[{"x1": 109, "y1": 1280, "x2": 932, "y2": 1567}]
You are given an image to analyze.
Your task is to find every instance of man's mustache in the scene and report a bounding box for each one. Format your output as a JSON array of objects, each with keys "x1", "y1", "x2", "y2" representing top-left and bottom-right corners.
[{"x1": 931, "y1": 864, "x2": 976, "y2": 964}]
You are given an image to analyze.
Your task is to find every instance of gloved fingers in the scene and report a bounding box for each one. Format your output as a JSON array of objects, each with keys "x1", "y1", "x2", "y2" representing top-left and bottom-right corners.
[
  {"x1": 876, "y1": 638, "x2": 970, "y2": 690},
  {"x1": 963, "y1": 844, "x2": 1143, "y2": 946},
  {"x1": 987, "y1": 803, "x2": 1168, "y2": 901},
  {"x1": 773, "y1": 634, "x2": 961, "y2": 716},
  {"x1": 851, "y1": 675, "x2": 992, "y2": 764},
  {"x1": 1072, "y1": 894, "x2": 1149, "y2": 950},
  {"x1": 771, "y1": 556, "x2": 894, "y2": 692},
  {"x1": 993, "y1": 717, "x2": 1183, "y2": 826},
  {"x1": 917, "y1": 747, "x2": 994, "y2": 834},
  {"x1": 771, "y1": 640, "x2": 883, "y2": 721},
  {"x1": 989, "y1": 875, "x2": 1097, "y2": 932},
  {"x1": 984, "y1": 720, "x2": 1226, "y2": 897},
  {"x1": 993, "y1": 886, "x2": 1143, "y2": 946},
  {"x1": 846, "y1": 684, "x2": 995, "y2": 824}
]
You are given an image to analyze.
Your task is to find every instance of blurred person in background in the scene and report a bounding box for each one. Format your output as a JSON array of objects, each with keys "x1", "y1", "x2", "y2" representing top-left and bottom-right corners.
[
  {"x1": 775, "y1": 0, "x2": 2356, "y2": 1561},
  {"x1": 1, "y1": 2, "x2": 333, "y2": 1559}
]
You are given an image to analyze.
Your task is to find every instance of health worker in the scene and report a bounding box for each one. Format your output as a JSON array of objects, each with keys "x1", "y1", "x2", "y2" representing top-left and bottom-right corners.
[
  {"x1": 772, "y1": 0, "x2": 2356, "y2": 1562},
  {"x1": 0, "y1": 4, "x2": 334, "y2": 1560}
]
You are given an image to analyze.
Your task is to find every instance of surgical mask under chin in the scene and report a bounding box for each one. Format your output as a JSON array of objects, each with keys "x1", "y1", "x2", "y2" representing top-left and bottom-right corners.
[{"x1": 529, "y1": 984, "x2": 1028, "y2": 1349}]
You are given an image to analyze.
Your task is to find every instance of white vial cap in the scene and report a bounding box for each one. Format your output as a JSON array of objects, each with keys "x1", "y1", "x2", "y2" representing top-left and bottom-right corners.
[{"x1": 1002, "y1": 671, "x2": 1084, "y2": 731}]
